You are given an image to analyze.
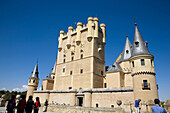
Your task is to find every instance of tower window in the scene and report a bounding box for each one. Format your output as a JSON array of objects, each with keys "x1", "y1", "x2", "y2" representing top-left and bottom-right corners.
[
  {"x1": 81, "y1": 54, "x2": 83, "y2": 59},
  {"x1": 72, "y1": 56, "x2": 74, "y2": 61},
  {"x1": 104, "y1": 83, "x2": 107, "y2": 88},
  {"x1": 64, "y1": 55, "x2": 66, "y2": 57},
  {"x1": 80, "y1": 69, "x2": 83, "y2": 74},
  {"x1": 143, "y1": 80, "x2": 148, "y2": 88},
  {"x1": 126, "y1": 50, "x2": 129, "y2": 54},
  {"x1": 63, "y1": 59, "x2": 65, "y2": 63},
  {"x1": 135, "y1": 41, "x2": 139, "y2": 47},
  {"x1": 70, "y1": 71, "x2": 72, "y2": 75},
  {"x1": 142, "y1": 80, "x2": 150, "y2": 90},
  {"x1": 96, "y1": 103, "x2": 98, "y2": 107},
  {"x1": 53, "y1": 76, "x2": 55, "y2": 79},
  {"x1": 101, "y1": 71, "x2": 103, "y2": 75},
  {"x1": 33, "y1": 80, "x2": 35, "y2": 83},
  {"x1": 141, "y1": 59, "x2": 145, "y2": 66},
  {"x1": 132, "y1": 61, "x2": 135, "y2": 67},
  {"x1": 63, "y1": 68, "x2": 65, "y2": 73}
]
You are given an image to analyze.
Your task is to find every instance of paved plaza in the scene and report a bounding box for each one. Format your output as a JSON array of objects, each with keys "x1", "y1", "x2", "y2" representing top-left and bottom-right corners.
[{"x1": 0, "y1": 107, "x2": 54, "y2": 113}]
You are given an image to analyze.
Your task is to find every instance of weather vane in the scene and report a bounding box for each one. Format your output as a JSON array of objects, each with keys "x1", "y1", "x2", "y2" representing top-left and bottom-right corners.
[
  {"x1": 133, "y1": 18, "x2": 137, "y2": 25},
  {"x1": 126, "y1": 32, "x2": 128, "y2": 37}
]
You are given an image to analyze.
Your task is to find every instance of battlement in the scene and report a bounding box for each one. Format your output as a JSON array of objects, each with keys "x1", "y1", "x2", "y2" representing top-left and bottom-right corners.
[{"x1": 58, "y1": 17, "x2": 106, "y2": 51}]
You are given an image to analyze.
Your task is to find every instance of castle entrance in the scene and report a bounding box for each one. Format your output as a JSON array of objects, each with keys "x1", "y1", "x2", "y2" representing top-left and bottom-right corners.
[
  {"x1": 78, "y1": 97, "x2": 83, "y2": 106},
  {"x1": 76, "y1": 88, "x2": 84, "y2": 106}
]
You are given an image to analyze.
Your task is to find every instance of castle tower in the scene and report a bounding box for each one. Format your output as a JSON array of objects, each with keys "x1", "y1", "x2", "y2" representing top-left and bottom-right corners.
[
  {"x1": 26, "y1": 63, "x2": 39, "y2": 100},
  {"x1": 42, "y1": 61, "x2": 56, "y2": 90},
  {"x1": 130, "y1": 23, "x2": 158, "y2": 102},
  {"x1": 53, "y1": 17, "x2": 106, "y2": 90}
]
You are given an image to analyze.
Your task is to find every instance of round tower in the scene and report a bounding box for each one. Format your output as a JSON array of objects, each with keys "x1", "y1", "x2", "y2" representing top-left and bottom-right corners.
[
  {"x1": 26, "y1": 63, "x2": 39, "y2": 100},
  {"x1": 130, "y1": 24, "x2": 158, "y2": 103}
]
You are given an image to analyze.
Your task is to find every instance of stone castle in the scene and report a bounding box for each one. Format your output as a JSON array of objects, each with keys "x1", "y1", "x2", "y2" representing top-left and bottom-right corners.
[{"x1": 26, "y1": 17, "x2": 158, "y2": 111}]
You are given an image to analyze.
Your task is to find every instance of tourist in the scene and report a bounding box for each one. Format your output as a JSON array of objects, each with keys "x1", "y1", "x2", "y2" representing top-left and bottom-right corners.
[
  {"x1": 25, "y1": 96, "x2": 34, "y2": 113},
  {"x1": 152, "y1": 99, "x2": 167, "y2": 113},
  {"x1": 135, "y1": 99, "x2": 141, "y2": 113},
  {"x1": 43, "y1": 99, "x2": 48, "y2": 112},
  {"x1": 7, "y1": 95, "x2": 16, "y2": 113},
  {"x1": 34, "y1": 97, "x2": 41, "y2": 113},
  {"x1": 17, "y1": 95, "x2": 26, "y2": 113}
]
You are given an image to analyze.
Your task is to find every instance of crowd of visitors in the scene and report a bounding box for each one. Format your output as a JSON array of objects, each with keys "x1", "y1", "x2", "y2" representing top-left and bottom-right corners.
[{"x1": 6, "y1": 95, "x2": 41, "y2": 113}]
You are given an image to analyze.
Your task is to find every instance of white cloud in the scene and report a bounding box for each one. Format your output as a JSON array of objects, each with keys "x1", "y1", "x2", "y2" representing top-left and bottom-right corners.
[
  {"x1": 12, "y1": 85, "x2": 28, "y2": 92},
  {"x1": 0, "y1": 88, "x2": 6, "y2": 90}
]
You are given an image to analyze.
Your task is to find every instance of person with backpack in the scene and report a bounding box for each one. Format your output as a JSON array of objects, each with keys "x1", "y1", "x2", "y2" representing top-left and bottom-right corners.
[
  {"x1": 7, "y1": 95, "x2": 16, "y2": 113},
  {"x1": 34, "y1": 97, "x2": 41, "y2": 113},
  {"x1": 25, "y1": 96, "x2": 34, "y2": 113},
  {"x1": 17, "y1": 95, "x2": 26, "y2": 113}
]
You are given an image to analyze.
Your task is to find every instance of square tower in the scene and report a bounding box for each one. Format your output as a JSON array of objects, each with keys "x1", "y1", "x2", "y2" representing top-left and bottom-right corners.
[{"x1": 53, "y1": 17, "x2": 106, "y2": 90}]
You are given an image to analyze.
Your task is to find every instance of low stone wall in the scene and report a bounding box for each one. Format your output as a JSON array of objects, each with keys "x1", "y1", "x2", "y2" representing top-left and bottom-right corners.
[{"x1": 39, "y1": 105, "x2": 128, "y2": 113}]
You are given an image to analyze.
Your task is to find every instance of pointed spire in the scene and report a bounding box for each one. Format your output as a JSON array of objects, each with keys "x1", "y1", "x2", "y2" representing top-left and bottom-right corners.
[
  {"x1": 51, "y1": 61, "x2": 56, "y2": 74},
  {"x1": 131, "y1": 24, "x2": 150, "y2": 57},
  {"x1": 31, "y1": 63, "x2": 39, "y2": 78},
  {"x1": 118, "y1": 35, "x2": 132, "y2": 62}
]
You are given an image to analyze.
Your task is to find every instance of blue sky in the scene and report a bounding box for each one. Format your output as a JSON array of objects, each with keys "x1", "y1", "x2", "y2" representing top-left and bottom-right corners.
[{"x1": 0, "y1": 0, "x2": 170, "y2": 101}]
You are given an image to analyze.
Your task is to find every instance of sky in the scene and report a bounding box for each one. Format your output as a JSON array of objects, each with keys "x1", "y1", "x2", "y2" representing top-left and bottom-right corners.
[{"x1": 0, "y1": 0, "x2": 170, "y2": 101}]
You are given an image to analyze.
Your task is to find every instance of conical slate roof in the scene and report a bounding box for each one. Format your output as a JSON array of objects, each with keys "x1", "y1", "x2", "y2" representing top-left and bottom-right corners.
[
  {"x1": 131, "y1": 24, "x2": 150, "y2": 57},
  {"x1": 106, "y1": 62, "x2": 122, "y2": 72},
  {"x1": 31, "y1": 63, "x2": 39, "y2": 78},
  {"x1": 51, "y1": 61, "x2": 56, "y2": 74},
  {"x1": 118, "y1": 37, "x2": 132, "y2": 62}
]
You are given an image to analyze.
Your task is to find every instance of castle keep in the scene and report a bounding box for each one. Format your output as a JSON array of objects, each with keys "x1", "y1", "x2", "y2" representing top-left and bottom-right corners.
[{"x1": 26, "y1": 17, "x2": 158, "y2": 110}]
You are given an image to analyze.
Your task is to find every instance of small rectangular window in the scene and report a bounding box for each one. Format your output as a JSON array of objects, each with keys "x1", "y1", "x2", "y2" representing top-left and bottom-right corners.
[
  {"x1": 96, "y1": 103, "x2": 98, "y2": 107},
  {"x1": 63, "y1": 68, "x2": 65, "y2": 73},
  {"x1": 72, "y1": 57, "x2": 74, "y2": 61},
  {"x1": 101, "y1": 71, "x2": 103, "y2": 75},
  {"x1": 104, "y1": 83, "x2": 107, "y2": 88},
  {"x1": 80, "y1": 69, "x2": 83, "y2": 74},
  {"x1": 63, "y1": 59, "x2": 65, "y2": 63},
  {"x1": 70, "y1": 71, "x2": 72, "y2": 75},
  {"x1": 143, "y1": 80, "x2": 148, "y2": 88},
  {"x1": 141, "y1": 59, "x2": 145, "y2": 66},
  {"x1": 132, "y1": 61, "x2": 135, "y2": 67},
  {"x1": 81, "y1": 54, "x2": 83, "y2": 59}
]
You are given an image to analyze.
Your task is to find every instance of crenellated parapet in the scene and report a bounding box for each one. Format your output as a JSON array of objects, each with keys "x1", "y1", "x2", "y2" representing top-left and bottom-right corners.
[{"x1": 57, "y1": 17, "x2": 106, "y2": 51}]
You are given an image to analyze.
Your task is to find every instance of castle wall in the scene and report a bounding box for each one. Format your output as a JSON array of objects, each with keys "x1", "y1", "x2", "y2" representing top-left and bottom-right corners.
[
  {"x1": 91, "y1": 92, "x2": 134, "y2": 108},
  {"x1": 49, "y1": 93, "x2": 76, "y2": 106},
  {"x1": 105, "y1": 72, "x2": 121, "y2": 88},
  {"x1": 33, "y1": 92, "x2": 50, "y2": 103}
]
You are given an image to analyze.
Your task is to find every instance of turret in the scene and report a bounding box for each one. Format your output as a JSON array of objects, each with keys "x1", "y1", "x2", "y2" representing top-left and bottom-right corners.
[
  {"x1": 87, "y1": 17, "x2": 93, "y2": 41},
  {"x1": 100, "y1": 23, "x2": 106, "y2": 44},
  {"x1": 76, "y1": 22, "x2": 83, "y2": 45},
  {"x1": 93, "y1": 17, "x2": 99, "y2": 38},
  {"x1": 130, "y1": 24, "x2": 158, "y2": 103},
  {"x1": 67, "y1": 26, "x2": 74, "y2": 48},
  {"x1": 58, "y1": 30, "x2": 65, "y2": 51},
  {"x1": 26, "y1": 63, "x2": 39, "y2": 100}
]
